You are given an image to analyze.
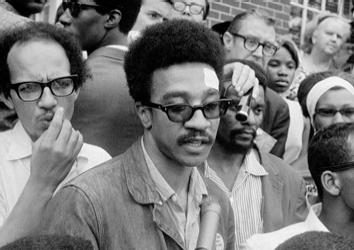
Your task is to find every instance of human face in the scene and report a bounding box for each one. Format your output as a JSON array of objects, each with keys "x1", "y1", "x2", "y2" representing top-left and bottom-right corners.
[
  {"x1": 169, "y1": 0, "x2": 206, "y2": 23},
  {"x1": 58, "y1": 0, "x2": 107, "y2": 53},
  {"x1": 313, "y1": 18, "x2": 348, "y2": 56},
  {"x1": 313, "y1": 88, "x2": 354, "y2": 131},
  {"x1": 217, "y1": 85, "x2": 265, "y2": 154},
  {"x1": 5, "y1": 40, "x2": 79, "y2": 141},
  {"x1": 145, "y1": 63, "x2": 220, "y2": 167},
  {"x1": 225, "y1": 16, "x2": 276, "y2": 68},
  {"x1": 8, "y1": 0, "x2": 47, "y2": 16},
  {"x1": 267, "y1": 47, "x2": 297, "y2": 94},
  {"x1": 132, "y1": 0, "x2": 171, "y2": 31}
]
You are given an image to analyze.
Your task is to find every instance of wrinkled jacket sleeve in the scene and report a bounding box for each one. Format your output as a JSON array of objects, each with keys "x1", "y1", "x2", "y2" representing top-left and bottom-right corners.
[
  {"x1": 39, "y1": 185, "x2": 100, "y2": 250},
  {"x1": 293, "y1": 177, "x2": 308, "y2": 223}
]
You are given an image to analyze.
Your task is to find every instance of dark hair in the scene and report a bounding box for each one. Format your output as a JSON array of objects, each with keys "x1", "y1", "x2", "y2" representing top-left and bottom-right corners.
[
  {"x1": 0, "y1": 22, "x2": 88, "y2": 98},
  {"x1": 221, "y1": 59, "x2": 268, "y2": 97},
  {"x1": 227, "y1": 9, "x2": 275, "y2": 34},
  {"x1": 276, "y1": 231, "x2": 354, "y2": 250},
  {"x1": 297, "y1": 71, "x2": 354, "y2": 118},
  {"x1": 0, "y1": 235, "x2": 93, "y2": 250},
  {"x1": 308, "y1": 123, "x2": 354, "y2": 200},
  {"x1": 94, "y1": 0, "x2": 142, "y2": 34},
  {"x1": 278, "y1": 39, "x2": 300, "y2": 69},
  {"x1": 124, "y1": 19, "x2": 224, "y2": 103}
]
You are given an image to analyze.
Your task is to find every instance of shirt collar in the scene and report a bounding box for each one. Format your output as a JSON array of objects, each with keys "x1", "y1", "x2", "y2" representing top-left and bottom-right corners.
[
  {"x1": 141, "y1": 138, "x2": 207, "y2": 202},
  {"x1": 305, "y1": 203, "x2": 329, "y2": 232},
  {"x1": 6, "y1": 121, "x2": 89, "y2": 162},
  {"x1": 243, "y1": 149, "x2": 268, "y2": 176}
]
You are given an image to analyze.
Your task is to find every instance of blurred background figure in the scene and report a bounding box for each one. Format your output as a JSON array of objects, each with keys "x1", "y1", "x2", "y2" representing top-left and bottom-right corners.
[
  {"x1": 266, "y1": 38, "x2": 309, "y2": 172},
  {"x1": 128, "y1": 0, "x2": 171, "y2": 43},
  {"x1": 168, "y1": 0, "x2": 209, "y2": 23}
]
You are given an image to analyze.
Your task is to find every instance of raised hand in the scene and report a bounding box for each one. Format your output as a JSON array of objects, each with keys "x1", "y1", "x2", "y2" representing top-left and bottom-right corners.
[{"x1": 28, "y1": 107, "x2": 83, "y2": 192}]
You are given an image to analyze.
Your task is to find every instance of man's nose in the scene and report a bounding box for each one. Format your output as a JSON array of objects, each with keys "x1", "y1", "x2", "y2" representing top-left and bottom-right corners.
[
  {"x1": 184, "y1": 109, "x2": 210, "y2": 131},
  {"x1": 38, "y1": 87, "x2": 57, "y2": 109},
  {"x1": 59, "y1": 8, "x2": 72, "y2": 26}
]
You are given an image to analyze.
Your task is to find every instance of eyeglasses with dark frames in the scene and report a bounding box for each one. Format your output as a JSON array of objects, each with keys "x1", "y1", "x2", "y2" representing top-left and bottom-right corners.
[
  {"x1": 9, "y1": 75, "x2": 78, "y2": 102},
  {"x1": 315, "y1": 108, "x2": 354, "y2": 118},
  {"x1": 62, "y1": 0, "x2": 108, "y2": 17},
  {"x1": 319, "y1": 161, "x2": 354, "y2": 172},
  {"x1": 228, "y1": 32, "x2": 278, "y2": 56},
  {"x1": 172, "y1": 0, "x2": 204, "y2": 15},
  {"x1": 144, "y1": 99, "x2": 232, "y2": 123}
]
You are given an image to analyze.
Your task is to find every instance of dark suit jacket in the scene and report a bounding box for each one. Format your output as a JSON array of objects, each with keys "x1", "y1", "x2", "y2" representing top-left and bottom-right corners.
[
  {"x1": 259, "y1": 149, "x2": 308, "y2": 232},
  {"x1": 72, "y1": 46, "x2": 143, "y2": 157},
  {"x1": 261, "y1": 87, "x2": 290, "y2": 158}
]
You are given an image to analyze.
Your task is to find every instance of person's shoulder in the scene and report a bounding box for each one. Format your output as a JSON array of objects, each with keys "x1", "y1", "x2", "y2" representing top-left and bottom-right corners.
[
  {"x1": 242, "y1": 221, "x2": 308, "y2": 250},
  {"x1": 260, "y1": 149, "x2": 303, "y2": 181}
]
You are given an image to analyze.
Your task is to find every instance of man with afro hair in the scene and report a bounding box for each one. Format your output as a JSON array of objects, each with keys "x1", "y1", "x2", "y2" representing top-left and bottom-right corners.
[{"x1": 40, "y1": 19, "x2": 236, "y2": 250}]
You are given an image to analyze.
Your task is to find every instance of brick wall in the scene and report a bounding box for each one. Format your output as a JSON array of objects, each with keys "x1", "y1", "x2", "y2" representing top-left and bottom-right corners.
[{"x1": 206, "y1": 0, "x2": 292, "y2": 35}]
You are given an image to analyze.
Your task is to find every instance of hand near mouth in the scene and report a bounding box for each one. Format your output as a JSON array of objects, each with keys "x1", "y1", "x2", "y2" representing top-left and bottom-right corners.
[{"x1": 29, "y1": 107, "x2": 83, "y2": 193}]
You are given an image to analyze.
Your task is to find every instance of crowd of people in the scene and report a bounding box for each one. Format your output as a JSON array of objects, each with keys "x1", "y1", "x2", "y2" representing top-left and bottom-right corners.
[{"x1": 0, "y1": 0, "x2": 354, "y2": 249}]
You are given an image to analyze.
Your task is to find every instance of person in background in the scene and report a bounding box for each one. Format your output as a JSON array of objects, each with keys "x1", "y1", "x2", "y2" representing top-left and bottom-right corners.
[
  {"x1": 0, "y1": 22, "x2": 110, "y2": 246},
  {"x1": 204, "y1": 59, "x2": 307, "y2": 250},
  {"x1": 0, "y1": 0, "x2": 48, "y2": 132},
  {"x1": 128, "y1": 0, "x2": 171, "y2": 43},
  {"x1": 297, "y1": 71, "x2": 354, "y2": 133},
  {"x1": 168, "y1": 0, "x2": 209, "y2": 23},
  {"x1": 221, "y1": 9, "x2": 290, "y2": 159},
  {"x1": 58, "y1": 0, "x2": 143, "y2": 156},
  {"x1": 243, "y1": 123, "x2": 354, "y2": 249},
  {"x1": 266, "y1": 38, "x2": 310, "y2": 173}
]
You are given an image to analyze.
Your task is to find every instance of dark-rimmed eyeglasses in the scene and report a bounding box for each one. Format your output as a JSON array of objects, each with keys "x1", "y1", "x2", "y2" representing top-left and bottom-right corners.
[
  {"x1": 229, "y1": 32, "x2": 278, "y2": 56},
  {"x1": 172, "y1": 0, "x2": 204, "y2": 15},
  {"x1": 144, "y1": 99, "x2": 232, "y2": 123},
  {"x1": 62, "y1": 0, "x2": 107, "y2": 17},
  {"x1": 315, "y1": 108, "x2": 354, "y2": 118},
  {"x1": 10, "y1": 75, "x2": 78, "y2": 102}
]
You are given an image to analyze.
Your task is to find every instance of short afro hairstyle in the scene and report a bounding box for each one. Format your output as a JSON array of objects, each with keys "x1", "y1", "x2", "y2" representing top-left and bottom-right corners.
[
  {"x1": 124, "y1": 19, "x2": 225, "y2": 104},
  {"x1": 308, "y1": 123, "x2": 354, "y2": 200},
  {"x1": 93, "y1": 0, "x2": 141, "y2": 34},
  {"x1": 0, "y1": 22, "x2": 88, "y2": 98},
  {"x1": 276, "y1": 231, "x2": 354, "y2": 250}
]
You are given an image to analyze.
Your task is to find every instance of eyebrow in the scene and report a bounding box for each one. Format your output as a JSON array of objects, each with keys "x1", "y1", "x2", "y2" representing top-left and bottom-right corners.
[{"x1": 161, "y1": 88, "x2": 219, "y2": 102}]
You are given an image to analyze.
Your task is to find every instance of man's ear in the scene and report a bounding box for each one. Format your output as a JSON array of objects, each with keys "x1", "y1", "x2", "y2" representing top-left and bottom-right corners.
[
  {"x1": 73, "y1": 88, "x2": 80, "y2": 101},
  {"x1": 0, "y1": 93, "x2": 14, "y2": 110},
  {"x1": 321, "y1": 170, "x2": 341, "y2": 196},
  {"x1": 135, "y1": 102, "x2": 152, "y2": 129},
  {"x1": 104, "y1": 9, "x2": 122, "y2": 29},
  {"x1": 223, "y1": 31, "x2": 234, "y2": 51}
]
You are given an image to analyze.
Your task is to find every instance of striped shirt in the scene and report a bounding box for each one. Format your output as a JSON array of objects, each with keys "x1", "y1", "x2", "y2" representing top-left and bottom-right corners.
[{"x1": 204, "y1": 149, "x2": 268, "y2": 250}]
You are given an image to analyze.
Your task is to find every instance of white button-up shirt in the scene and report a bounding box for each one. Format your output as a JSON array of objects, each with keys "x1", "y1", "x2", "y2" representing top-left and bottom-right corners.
[{"x1": 0, "y1": 121, "x2": 111, "y2": 226}]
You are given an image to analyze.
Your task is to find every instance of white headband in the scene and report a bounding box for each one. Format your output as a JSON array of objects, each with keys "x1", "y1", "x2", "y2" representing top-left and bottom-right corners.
[{"x1": 306, "y1": 76, "x2": 354, "y2": 128}]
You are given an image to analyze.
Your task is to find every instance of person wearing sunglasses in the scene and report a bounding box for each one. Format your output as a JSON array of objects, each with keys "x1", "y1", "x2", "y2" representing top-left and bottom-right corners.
[
  {"x1": 169, "y1": 0, "x2": 209, "y2": 23},
  {"x1": 243, "y1": 122, "x2": 354, "y2": 250},
  {"x1": 204, "y1": 59, "x2": 307, "y2": 250},
  {"x1": 0, "y1": 22, "x2": 111, "y2": 246},
  {"x1": 58, "y1": 0, "x2": 144, "y2": 157},
  {"x1": 220, "y1": 9, "x2": 291, "y2": 160},
  {"x1": 40, "y1": 20, "x2": 236, "y2": 250}
]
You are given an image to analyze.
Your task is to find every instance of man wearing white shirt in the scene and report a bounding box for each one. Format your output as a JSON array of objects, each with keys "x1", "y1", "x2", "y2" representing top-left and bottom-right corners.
[
  {"x1": 243, "y1": 122, "x2": 354, "y2": 249},
  {"x1": 58, "y1": 0, "x2": 143, "y2": 156},
  {"x1": 0, "y1": 22, "x2": 111, "y2": 245}
]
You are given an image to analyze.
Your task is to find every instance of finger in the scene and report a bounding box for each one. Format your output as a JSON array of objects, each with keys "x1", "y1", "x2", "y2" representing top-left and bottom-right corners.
[
  {"x1": 228, "y1": 63, "x2": 243, "y2": 92},
  {"x1": 44, "y1": 107, "x2": 64, "y2": 142},
  {"x1": 252, "y1": 79, "x2": 260, "y2": 100},
  {"x1": 233, "y1": 65, "x2": 251, "y2": 93},
  {"x1": 56, "y1": 119, "x2": 73, "y2": 147},
  {"x1": 72, "y1": 132, "x2": 83, "y2": 158}
]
